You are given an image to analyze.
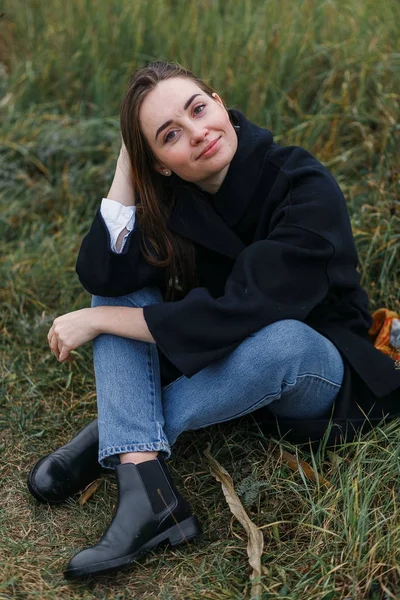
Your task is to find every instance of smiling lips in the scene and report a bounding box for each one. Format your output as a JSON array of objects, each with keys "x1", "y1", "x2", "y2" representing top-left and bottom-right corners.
[{"x1": 197, "y1": 137, "x2": 221, "y2": 160}]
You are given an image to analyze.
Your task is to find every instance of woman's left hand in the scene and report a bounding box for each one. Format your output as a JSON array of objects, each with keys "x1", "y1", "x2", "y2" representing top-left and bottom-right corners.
[{"x1": 48, "y1": 308, "x2": 100, "y2": 362}]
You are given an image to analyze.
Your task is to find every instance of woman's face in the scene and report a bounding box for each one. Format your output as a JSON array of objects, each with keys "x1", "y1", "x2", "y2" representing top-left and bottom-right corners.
[{"x1": 139, "y1": 77, "x2": 238, "y2": 193}]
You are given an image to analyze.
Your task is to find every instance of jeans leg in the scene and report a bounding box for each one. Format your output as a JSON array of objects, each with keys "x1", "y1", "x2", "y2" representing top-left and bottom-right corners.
[
  {"x1": 162, "y1": 320, "x2": 344, "y2": 445},
  {"x1": 91, "y1": 287, "x2": 170, "y2": 469}
]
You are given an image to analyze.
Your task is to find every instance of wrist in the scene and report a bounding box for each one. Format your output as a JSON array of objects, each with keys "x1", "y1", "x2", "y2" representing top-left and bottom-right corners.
[
  {"x1": 116, "y1": 154, "x2": 133, "y2": 181},
  {"x1": 90, "y1": 306, "x2": 107, "y2": 337},
  {"x1": 107, "y1": 165, "x2": 135, "y2": 207},
  {"x1": 89, "y1": 306, "x2": 154, "y2": 343}
]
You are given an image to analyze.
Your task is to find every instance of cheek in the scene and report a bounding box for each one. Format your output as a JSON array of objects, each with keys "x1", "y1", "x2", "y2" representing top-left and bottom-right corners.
[{"x1": 165, "y1": 148, "x2": 192, "y2": 171}]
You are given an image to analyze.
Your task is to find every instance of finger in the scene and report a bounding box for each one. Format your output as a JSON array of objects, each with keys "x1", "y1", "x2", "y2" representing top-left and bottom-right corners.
[
  {"x1": 49, "y1": 334, "x2": 60, "y2": 359},
  {"x1": 57, "y1": 336, "x2": 65, "y2": 361},
  {"x1": 50, "y1": 343, "x2": 59, "y2": 360},
  {"x1": 59, "y1": 345, "x2": 71, "y2": 362},
  {"x1": 47, "y1": 324, "x2": 54, "y2": 344}
]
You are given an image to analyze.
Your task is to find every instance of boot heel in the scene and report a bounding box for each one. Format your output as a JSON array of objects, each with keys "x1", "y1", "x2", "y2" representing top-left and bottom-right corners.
[{"x1": 168, "y1": 516, "x2": 201, "y2": 547}]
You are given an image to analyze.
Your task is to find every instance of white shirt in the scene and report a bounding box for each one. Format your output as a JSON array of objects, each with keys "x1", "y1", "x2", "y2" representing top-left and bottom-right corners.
[{"x1": 100, "y1": 198, "x2": 136, "y2": 253}]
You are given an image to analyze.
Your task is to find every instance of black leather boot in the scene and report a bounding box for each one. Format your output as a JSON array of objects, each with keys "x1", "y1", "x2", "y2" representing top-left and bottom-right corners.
[
  {"x1": 27, "y1": 419, "x2": 102, "y2": 504},
  {"x1": 64, "y1": 457, "x2": 201, "y2": 579}
]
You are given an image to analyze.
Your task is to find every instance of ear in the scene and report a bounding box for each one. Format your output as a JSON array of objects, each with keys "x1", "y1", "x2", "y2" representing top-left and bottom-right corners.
[
  {"x1": 155, "y1": 162, "x2": 172, "y2": 177},
  {"x1": 154, "y1": 162, "x2": 165, "y2": 175},
  {"x1": 211, "y1": 92, "x2": 225, "y2": 108}
]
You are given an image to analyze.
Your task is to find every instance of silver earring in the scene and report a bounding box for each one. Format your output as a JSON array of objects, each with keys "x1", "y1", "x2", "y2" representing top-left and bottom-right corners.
[{"x1": 163, "y1": 170, "x2": 171, "y2": 176}]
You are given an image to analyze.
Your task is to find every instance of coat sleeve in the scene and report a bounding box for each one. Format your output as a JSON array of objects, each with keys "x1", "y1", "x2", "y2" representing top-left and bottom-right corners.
[
  {"x1": 143, "y1": 222, "x2": 335, "y2": 377},
  {"x1": 76, "y1": 208, "x2": 167, "y2": 297}
]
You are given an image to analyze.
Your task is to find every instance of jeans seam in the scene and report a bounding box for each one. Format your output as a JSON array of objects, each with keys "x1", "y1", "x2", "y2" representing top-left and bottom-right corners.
[
  {"x1": 286, "y1": 373, "x2": 343, "y2": 388},
  {"x1": 196, "y1": 373, "x2": 342, "y2": 429},
  {"x1": 162, "y1": 375, "x2": 185, "y2": 393},
  {"x1": 162, "y1": 371, "x2": 342, "y2": 396},
  {"x1": 148, "y1": 343, "x2": 156, "y2": 434},
  {"x1": 149, "y1": 338, "x2": 170, "y2": 446}
]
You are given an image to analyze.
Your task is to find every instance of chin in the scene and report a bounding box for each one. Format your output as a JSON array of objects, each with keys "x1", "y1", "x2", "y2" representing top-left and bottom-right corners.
[{"x1": 212, "y1": 155, "x2": 232, "y2": 174}]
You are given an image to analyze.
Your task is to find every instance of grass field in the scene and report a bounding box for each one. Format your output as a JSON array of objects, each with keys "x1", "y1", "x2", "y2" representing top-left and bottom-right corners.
[{"x1": 1, "y1": 0, "x2": 400, "y2": 598}]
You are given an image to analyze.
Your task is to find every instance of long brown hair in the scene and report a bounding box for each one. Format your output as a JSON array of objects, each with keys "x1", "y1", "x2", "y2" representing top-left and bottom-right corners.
[{"x1": 119, "y1": 61, "x2": 223, "y2": 301}]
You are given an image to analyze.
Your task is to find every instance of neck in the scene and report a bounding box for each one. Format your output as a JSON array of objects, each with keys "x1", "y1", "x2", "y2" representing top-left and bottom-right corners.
[{"x1": 195, "y1": 163, "x2": 230, "y2": 195}]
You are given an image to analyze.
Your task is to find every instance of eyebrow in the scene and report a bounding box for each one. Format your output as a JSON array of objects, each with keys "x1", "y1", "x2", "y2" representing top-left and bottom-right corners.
[{"x1": 155, "y1": 93, "x2": 202, "y2": 141}]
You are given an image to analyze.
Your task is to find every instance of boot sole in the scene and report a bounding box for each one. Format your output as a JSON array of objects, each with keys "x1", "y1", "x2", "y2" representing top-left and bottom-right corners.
[{"x1": 63, "y1": 516, "x2": 202, "y2": 579}]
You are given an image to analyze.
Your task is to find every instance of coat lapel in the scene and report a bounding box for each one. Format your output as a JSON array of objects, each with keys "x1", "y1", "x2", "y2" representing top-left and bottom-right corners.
[{"x1": 167, "y1": 184, "x2": 246, "y2": 259}]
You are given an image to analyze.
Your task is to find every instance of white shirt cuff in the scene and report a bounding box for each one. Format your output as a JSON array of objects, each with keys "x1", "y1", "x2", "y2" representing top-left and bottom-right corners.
[{"x1": 100, "y1": 198, "x2": 136, "y2": 253}]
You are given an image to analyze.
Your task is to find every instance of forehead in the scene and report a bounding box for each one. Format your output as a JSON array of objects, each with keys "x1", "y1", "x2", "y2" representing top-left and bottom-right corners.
[{"x1": 139, "y1": 77, "x2": 205, "y2": 135}]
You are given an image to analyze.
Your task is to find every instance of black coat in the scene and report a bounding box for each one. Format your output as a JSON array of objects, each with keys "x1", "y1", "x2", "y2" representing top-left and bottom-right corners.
[{"x1": 77, "y1": 109, "x2": 400, "y2": 443}]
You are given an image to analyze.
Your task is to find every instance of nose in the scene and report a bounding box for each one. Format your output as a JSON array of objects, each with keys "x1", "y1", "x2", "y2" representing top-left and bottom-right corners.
[{"x1": 189, "y1": 123, "x2": 208, "y2": 146}]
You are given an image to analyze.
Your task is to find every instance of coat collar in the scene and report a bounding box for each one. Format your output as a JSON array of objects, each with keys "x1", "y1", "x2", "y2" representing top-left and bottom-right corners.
[
  {"x1": 167, "y1": 109, "x2": 274, "y2": 259},
  {"x1": 211, "y1": 109, "x2": 274, "y2": 226}
]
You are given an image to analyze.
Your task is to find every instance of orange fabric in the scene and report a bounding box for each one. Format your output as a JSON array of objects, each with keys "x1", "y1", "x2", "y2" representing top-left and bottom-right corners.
[{"x1": 368, "y1": 308, "x2": 400, "y2": 362}]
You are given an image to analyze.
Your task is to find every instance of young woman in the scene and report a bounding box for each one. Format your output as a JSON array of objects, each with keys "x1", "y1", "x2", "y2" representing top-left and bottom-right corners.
[{"x1": 28, "y1": 62, "x2": 400, "y2": 579}]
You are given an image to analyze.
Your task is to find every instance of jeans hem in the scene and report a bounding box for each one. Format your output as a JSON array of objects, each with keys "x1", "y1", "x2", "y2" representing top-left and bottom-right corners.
[{"x1": 99, "y1": 441, "x2": 171, "y2": 469}]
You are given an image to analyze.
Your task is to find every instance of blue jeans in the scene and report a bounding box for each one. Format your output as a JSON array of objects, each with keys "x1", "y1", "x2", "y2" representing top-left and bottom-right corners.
[{"x1": 92, "y1": 287, "x2": 344, "y2": 468}]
